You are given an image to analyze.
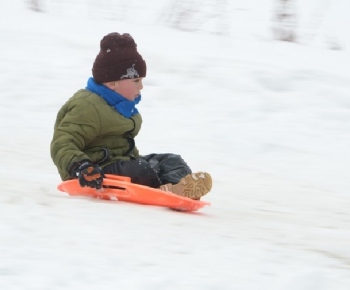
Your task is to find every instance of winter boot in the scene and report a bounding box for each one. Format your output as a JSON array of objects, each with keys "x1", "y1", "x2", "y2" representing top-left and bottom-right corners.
[{"x1": 159, "y1": 172, "x2": 212, "y2": 200}]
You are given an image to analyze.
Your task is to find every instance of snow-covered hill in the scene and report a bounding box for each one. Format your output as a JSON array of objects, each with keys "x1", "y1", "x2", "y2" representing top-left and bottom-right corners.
[{"x1": 1, "y1": 0, "x2": 349, "y2": 289}]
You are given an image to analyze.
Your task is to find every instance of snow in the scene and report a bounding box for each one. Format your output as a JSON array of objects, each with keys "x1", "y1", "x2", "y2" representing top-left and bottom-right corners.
[{"x1": 1, "y1": 0, "x2": 350, "y2": 289}]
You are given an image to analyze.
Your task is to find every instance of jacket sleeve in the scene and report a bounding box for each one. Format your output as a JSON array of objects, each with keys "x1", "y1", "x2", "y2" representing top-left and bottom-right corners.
[{"x1": 50, "y1": 99, "x2": 101, "y2": 180}]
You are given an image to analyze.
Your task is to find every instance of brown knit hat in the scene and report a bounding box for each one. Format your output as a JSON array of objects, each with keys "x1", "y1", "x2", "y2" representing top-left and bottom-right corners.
[{"x1": 92, "y1": 32, "x2": 146, "y2": 83}]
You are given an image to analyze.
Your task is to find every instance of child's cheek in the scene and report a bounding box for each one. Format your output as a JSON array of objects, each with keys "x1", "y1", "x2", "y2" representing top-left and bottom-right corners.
[{"x1": 120, "y1": 86, "x2": 135, "y2": 100}]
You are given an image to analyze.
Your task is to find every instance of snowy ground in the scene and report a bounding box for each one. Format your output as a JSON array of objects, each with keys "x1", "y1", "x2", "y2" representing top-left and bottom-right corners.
[{"x1": 1, "y1": 0, "x2": 350, "y2": 289}]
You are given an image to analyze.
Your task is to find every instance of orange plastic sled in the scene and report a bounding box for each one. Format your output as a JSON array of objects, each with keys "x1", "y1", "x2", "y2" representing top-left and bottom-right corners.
[{"x1": 57, "y1": 174, "x2": 210, "y2": 212}]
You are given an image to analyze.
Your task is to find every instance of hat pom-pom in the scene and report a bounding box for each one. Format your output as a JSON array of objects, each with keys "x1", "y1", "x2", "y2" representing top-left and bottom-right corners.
[{"x1": 100, "y1": 32, "x2": 137, "y2": 51}]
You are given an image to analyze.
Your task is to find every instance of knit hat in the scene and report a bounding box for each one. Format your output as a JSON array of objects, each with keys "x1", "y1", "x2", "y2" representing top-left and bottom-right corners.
[{"x1": 92, "y1": 32, "x2": 146, "y2": 83}]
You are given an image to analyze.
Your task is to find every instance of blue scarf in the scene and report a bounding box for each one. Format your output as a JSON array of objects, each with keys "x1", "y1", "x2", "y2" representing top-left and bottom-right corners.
[{"x1": 86, "y1": 77, "x2": 141, "y2": 118}]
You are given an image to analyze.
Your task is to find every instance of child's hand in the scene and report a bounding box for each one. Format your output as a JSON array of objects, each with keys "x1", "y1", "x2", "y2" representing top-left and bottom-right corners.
[{"x1": 77, "y1": 161, "x2": 105, "y2": 189}]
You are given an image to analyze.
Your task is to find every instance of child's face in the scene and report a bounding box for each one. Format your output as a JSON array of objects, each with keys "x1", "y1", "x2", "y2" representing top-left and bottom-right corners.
[{"x1": 112, "y1": 78, "x2": 143, "y2": 101}]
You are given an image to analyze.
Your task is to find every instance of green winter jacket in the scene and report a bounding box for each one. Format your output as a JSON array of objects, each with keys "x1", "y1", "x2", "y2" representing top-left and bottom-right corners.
[{"x1": 50, "y1": 89, "x2": 142, "y2": 180}]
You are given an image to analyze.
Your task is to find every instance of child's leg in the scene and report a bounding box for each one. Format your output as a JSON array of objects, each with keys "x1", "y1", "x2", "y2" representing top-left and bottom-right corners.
[
  {"x1": 142, "y1": 153, "x2": 212, "y2": 199},
  {"x1": 103, "y1": 158, "x2": 161, "y2": 188},
  {"x1": 142, "y1": 153, "x2": 192, "y2": 185}
]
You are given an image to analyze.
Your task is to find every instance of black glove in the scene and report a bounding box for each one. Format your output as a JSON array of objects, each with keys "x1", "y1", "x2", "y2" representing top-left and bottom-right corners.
[{"x1": 76, "y1": 161, "x2": 105, "y2": 189}]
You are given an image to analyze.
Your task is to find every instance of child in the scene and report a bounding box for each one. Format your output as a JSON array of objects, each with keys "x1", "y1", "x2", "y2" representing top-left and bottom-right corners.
[{"x1": 50, "y1": 32, "x2": 212, "y2": 200}]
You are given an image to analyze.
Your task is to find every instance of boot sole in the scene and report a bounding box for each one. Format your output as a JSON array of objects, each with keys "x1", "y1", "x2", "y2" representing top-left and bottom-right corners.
[{"x1": 172, "y1": 172, "x2": 212, "y2": 200}]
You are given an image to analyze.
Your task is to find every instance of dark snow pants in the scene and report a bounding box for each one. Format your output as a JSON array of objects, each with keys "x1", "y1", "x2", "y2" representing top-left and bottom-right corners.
[{"x1": 102, "y1": 153, "x2": 192, "y2": 188}]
